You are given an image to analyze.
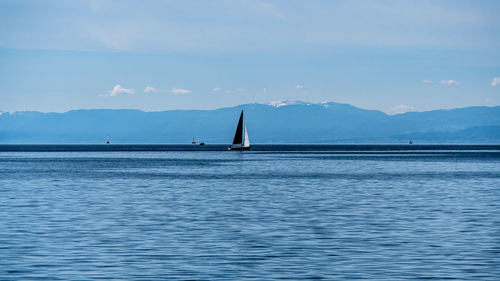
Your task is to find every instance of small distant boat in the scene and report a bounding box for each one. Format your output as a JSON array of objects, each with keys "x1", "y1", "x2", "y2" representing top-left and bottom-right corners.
[
  {"x1": 228, "y1": 110, "x2": 250, "y2": 150},
  {"x1": 409, "y1": 140, "x2": 413, "y2": 144},
  {"x1": 199, "y1": 142, "x2": 205, "y2": 146},
  {"x1": 192, "y1": 137, "x2": 196, "y2": 144},
  {"x1": 107, "y1": 136, "x2": 110, "y2": 144}
]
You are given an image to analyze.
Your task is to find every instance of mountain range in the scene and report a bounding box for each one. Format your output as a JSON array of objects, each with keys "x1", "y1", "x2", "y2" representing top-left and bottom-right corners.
[{"x1": 1, "y1": 101, "x2": 499, "y2": 143}]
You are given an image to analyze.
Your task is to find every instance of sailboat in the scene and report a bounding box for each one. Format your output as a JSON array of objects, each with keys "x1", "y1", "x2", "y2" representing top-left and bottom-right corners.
[{"x1": 228, "y1": 110, "x2": 250, "y2": 150}]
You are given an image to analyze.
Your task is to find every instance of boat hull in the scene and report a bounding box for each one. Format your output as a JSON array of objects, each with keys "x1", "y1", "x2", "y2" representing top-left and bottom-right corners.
[{"x1": 228, "y1": 145, "x2": 251, "y2": 151}]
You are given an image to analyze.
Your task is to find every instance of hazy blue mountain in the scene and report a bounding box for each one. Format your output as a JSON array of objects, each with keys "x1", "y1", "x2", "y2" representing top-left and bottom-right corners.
[{"x1": 1, "y1": 102, "x2": 499, "y2": 143}]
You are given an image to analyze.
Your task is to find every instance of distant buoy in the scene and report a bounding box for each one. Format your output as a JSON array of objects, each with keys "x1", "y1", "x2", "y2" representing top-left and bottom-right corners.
[
  {"x1": 409, "y1": 140, "x2": 413, "y2": 144},
  {"x1": 107, "y1": 136, "x2": 110, "y2": 144}
]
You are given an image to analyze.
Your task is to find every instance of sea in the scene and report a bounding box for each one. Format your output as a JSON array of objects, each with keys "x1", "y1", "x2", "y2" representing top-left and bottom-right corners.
[{"x1": 0, "y1": 144, "x2": 499, "y2": 280}]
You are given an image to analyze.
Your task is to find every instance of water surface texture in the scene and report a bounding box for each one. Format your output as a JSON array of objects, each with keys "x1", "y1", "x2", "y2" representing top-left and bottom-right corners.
[{"x1": 1, "y1": 145, "x2": 499, "y2": 280}]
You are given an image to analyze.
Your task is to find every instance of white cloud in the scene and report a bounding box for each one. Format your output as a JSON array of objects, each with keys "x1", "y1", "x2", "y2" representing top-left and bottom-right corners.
[
  {"x1": 422, "y1": 80, "x2": 433, "y2": 84},
  {"x1": 296, "y1": 84, "x2": 303, "y2": 89},
  {"x1": 439, "y1": 80, "x2": 461, "y2": 86},
  {"x1": 102, "y1": 84, "x2": 136, "y2": 97},
  {"x1": 144, "y1": 86, "x2": 158, "y2": 93},
  {"x1": 212, "y1": 87, "x2": 221, "y2": 92},
  {"x1": 143, "y1": 86, "x2": 191, "y2": 94},
  {"x1": 491, "y1": 77, "x2": 500, "y2": 86},
  {"x1": 169, "y1": 88, "x2": 191, "y2": 94},
  {"x1": 392, "y1": 104, "x2": 414, "y2": 114},
  {"x1": 225, "y1": 90, "x2": 231, "y2": 94}
]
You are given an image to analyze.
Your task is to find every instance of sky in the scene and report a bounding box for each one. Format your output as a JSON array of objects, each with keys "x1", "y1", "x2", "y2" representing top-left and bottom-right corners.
[{"x1": 0, "y1": 0, "x2": 499, "y2": 114}]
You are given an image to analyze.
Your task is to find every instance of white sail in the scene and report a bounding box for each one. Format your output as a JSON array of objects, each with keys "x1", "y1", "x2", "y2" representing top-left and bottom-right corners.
[{"x1": 243, "y1": 125, "x2": 250, "y2": 147}]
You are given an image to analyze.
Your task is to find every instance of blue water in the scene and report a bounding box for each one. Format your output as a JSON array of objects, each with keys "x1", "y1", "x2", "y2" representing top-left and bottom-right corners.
[{"x1": 1, "y1": 145, "x2": 499, "y2": 280}]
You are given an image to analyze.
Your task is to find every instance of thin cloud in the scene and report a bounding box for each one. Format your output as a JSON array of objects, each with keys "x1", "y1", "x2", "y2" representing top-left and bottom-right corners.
[
  {"x1": 422, "y1": 80, "x2": 433, "y2": 84},
  {"x1": 392, "y1": 104, "x2": 414, "y2": 114},
  {"x1": 439, "y1": 80, "x2": 461, "y2": 86},
  {"x1": 296, "y1": 84, "x2": 303, "y2": 89},
  {"x1": 144, "y1": 86, "x2": 158, "y2": 93},
  {"x1": 491, "y1": 77, "x2": 500, "y2": 86},
  {"x1": 144, "y1": 86, "x2": 191, "y2": 94},
  {"x1": 169, "y1": 88, "x2": 191, "y2": 94},
  {"x1": 101, "y1": 84, "x2": 136, "y2": 97},
  {"x1": 212, "y1": 87, "x2": 222, "y2": 92}
]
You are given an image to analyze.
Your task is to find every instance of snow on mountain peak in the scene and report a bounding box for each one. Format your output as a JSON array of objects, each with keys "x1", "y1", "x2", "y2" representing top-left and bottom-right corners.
[{"x1": 268, "y1": 100, "x2": 313, "y2": 107}]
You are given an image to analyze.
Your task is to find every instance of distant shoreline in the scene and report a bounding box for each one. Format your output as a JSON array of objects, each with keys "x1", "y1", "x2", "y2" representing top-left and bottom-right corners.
[{"x1": 1, "y1": 144, "x2": 499, "y2": 152}]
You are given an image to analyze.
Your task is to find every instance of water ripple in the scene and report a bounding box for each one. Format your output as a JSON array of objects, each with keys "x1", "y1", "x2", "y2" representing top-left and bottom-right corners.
[{"x1": 0, "y1": 146, "x2": 499, "y2": 280}]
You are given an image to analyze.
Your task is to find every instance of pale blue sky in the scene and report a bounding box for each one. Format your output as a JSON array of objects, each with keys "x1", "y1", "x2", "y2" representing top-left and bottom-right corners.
[{"x1": 0, "y1": 0, "x2": 499, "y2": 113}]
